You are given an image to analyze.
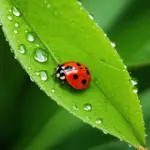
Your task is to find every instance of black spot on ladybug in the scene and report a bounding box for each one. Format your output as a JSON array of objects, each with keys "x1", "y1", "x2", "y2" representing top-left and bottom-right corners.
[
  {"x1": 79, "y1": 68, "x2": 83, "y2": 69},
  {"x1": 76, "y1": 62, "x2": 81, "y2": 66},
  {"x1": 82, "y1": 79, "x2": 86, "y2": 84},
  {"x1": 86, "y1": 70, "x2": 90, "y2": 75},
  {"x1": 73, "y1": 74, "x2": 78, "y2": 79}
]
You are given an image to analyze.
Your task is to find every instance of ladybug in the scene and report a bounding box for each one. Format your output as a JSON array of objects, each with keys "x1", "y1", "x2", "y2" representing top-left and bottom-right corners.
[{"x1": 55, "y1": 61, "x2": 91, "y2": 90}]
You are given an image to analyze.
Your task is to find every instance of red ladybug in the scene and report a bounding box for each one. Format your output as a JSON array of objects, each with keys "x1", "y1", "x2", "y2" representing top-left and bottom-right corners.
[{"x1": 55, "y1": 61, "x2": 91, "y2": 90}]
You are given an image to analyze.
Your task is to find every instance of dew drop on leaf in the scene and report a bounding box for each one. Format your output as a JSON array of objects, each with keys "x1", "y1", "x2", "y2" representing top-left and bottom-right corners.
[
  {"x1": 133, "y1": 87, "x2": 138, "y2": 93},
  {"x1": 12, "y1": 7, "x2": 21, "y2": 17},
  {"x1": 35, "y1": 71, "x2": 40, "y2": 75},
  {"x1": 111, "y1": 42, "x2": 116, "y2": 48},
  {"x1": 14, "y1": 22, "x2": 19, "y2": 28},
  {"x1": 40, "y1": 71, "x2": 48, "y2": 81},
  {"x1": 13, "y1": 29, "x2": 18, "y2": 34},
  {"x1": 73, "y1": 105, "x2": 79, "y2": 111},
  {"x1": 131, "y1": 77, "x2": 138, "y2": 86},
  {"x1": 52, "y1": 88, "x2": 55, "y2": 93},
  {"x1": 34, "y1": 48, "x2": 48, "y2": 63},
  {"x1": 103, "y1": 131, "x2": 108, "y2": 134},
  {"x1": 7, "y1": 15, "x2": 13, "y2": 21},
  {"x1": 30, "y1": 76, "x2": 34, "y2": 82},
  {"x1": 84, "y1": 103, "x2": 92, "y2": 111},
  {"x1": 19, "y1": 44, "x2": 26, "y2": 54},
  {"x1": 95, "y1": 118, "x2": 102, "y2": 125},
  {"x1": 27, "y1": 32, "x2": 35, "y2": 42}
]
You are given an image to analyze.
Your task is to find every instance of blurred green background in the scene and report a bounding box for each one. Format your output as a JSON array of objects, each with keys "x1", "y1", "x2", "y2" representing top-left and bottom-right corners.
[{"x1": 0, "y1": 0, "x2": 150, "y2": 149}]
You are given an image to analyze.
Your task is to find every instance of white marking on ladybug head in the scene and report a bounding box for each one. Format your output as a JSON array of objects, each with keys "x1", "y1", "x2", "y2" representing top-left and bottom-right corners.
[
  {"x1": 56, "y1": 73, "x2": 60, "y2": 78},
  {"x1": 61, "y1": 66, "x2": 65, "y2": 69},
  {"x1": 60, "y1": 76, "x2": 65, "y2": 80}
]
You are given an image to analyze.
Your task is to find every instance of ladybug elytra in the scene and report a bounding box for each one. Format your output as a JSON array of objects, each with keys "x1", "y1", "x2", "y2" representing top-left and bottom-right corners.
[{"x1": 55, "y1": 61, "x2": 91, "y2": 90}]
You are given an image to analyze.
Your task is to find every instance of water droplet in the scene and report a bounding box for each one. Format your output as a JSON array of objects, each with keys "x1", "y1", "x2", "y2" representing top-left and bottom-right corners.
[
  {"x1": 104, "y1": 33, "x2": 107, "y2": 37},
  {"x1": 111, "y1": 42, "x2": 116, "y2": 48},
  {"x1": 128, "y1": 144, "x2": 132, "y2": 148},
  {"x1": 120, "y1": 139, "x2": 123, "y2": 142},
  {"x1": 131, "y1": 78, "x2": 137, "y2": 86},
  {"x1": 34, "y1": 48, "x2": 48, "y2": 63},
  {"x1": 124, "y1": 65, "x2": 127, "y2": 69},
  {"x1": 19, "y1": 44, "x2": 26, "y2": 54},
  {"x1": 84, "y1": 103, "x2": 92, "y2": 111},
  {"x1": 95, "y1": 118, "x2": 102, "y2": 124},
  {"x1": 133, "y1": 87, "x2": 138, "y2": 93},
  {"x1": 47, "y1": 3, "x2": 51, "y2": 8},
  {"x1": 27, "y1": 32, "x2": 35, "y2": 42},
  {"x1": 8, "y1": 15, "x2": 13, "y2": 21},
  {"x1": 30, "y1": 76, "x2": 34, "y2": 82},
  {"x1": 73, "y1": 105, "x2": 79, "y2": 111},
  {"x1": 40, "y1": 71, "x2": 48, "y2": 81},
  {"x1": 12, "y1": 7, "x2": 21, "y2": 16},
  {"x1": 89, "y1": 14, "x2": 93, "y2": 20},
  {"x1": 52, "y1": 88, "x2": 55, "y2": 93},
  {"x1": 35, "y1": 71, "x2": 40, "y2": 75},
  {"x1": 14, "y1": 22, "x2": 19, "y2": 27},
  {"x1": 13, "y1": 29, "x2": 18, "y2": 34},
  {"x1": 103, "y1": 131, "x2": 108, "y2": 134},
  {"x1": 145, "y1": 134, "x2": 148, "y2": 137}
]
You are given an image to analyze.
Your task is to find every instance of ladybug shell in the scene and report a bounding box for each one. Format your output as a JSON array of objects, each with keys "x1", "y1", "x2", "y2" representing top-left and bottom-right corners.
[{"x1": 62, "y1": 61, "x2": 91, "y2": 90}]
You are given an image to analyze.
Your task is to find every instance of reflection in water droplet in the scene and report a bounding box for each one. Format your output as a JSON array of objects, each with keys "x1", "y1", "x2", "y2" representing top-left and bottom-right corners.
[
  {"x1": 111, "y1": 42, "x2": 116, "y2": 48},
  {"x1": 14, "y1": 22, "x2": 19, "y2": 27},
  {"x1": 19, "y1": 44, "x2": 26, "y2": 54},
  {"x1": 34, "y1": 48, "x2": 48, "y2": 63},
  {"x1": 27, "y1": 32, "x2": 35, "y2": 42},
  {"x1": 84, "y1": 103, "x2": 92, "y2": 111},
  {"x1": 40, "y1": 71, "x2": 48, "y2": 81},
  {"x1": 52, "y1": 89, "x2": 55, "y2": 93},
  {"x1": 8, "y1": 15, "x2": 13, "y2": 21},
  {"x1": 12, "y1": 7, "x2": 21, "y2": 16},
  {"x1": 73, "y1": 105, "x2": 79, "y2": 111},
  {"x1": 95, "y1": 118, "x2": 102, "y2": 124},
  {"x1": 14, "y1": 29, "x2": 18, "y2": 34}
]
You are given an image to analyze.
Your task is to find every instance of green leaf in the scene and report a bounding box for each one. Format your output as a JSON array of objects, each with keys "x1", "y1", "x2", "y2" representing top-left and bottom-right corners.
[{"x1": 0, "y1": 0, "x2": 146, "y2": 148}]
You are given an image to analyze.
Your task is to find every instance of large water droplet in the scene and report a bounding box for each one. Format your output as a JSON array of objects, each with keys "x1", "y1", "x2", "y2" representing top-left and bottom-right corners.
[
  {"x1": 19, "y1": 44, "x2": 26, "y2": 54},
  {"x1": 95, "y1": 118, "x2": 102, "y2": 125},
  {"x1": 12, "y1": 7, "x2": 21, "y2": 16},
  {"x1": 7, "y1": 15, "x2": 13, "y2": 21},
  {"x1": 14, "y1": 22, "x2": 19, "y2": 28},
  {"x1": 84, "y1": 103, "x2": 92, "y2": 111},
  {"x1": 27, "y1": 32, "x2": 35, "y2": 42},
  {"x1": 73, "y1": 105, "x2": 79, "y2": 111},
  {"x1": 89, "y1": 14, "x2": 94, "y2": 20},
  {"x1": 13, "y1": 29, "x2": 18, "y2": 34},
  {"x1": 40, "y1": 71, "x2": 48, "y2": 81},
  {"x1": 34, "y1": 48, "x2": 48, "y2": 63}
]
